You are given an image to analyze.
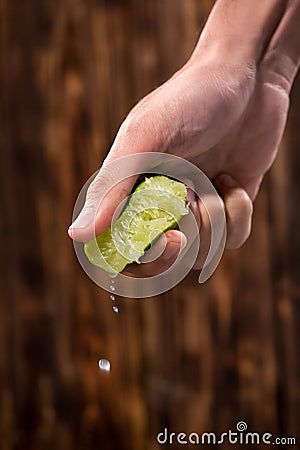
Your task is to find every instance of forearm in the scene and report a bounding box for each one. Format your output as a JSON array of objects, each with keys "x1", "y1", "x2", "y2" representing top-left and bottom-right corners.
[
  {"x1": 192, "y1": 0, "x2": 300, "y2": 79},
  {"x1": 266, "y1": 0, "x2": 300, "y2": 85},
  {"x1": 195, "y1": 0, "x2": 287, "y2": 61}
]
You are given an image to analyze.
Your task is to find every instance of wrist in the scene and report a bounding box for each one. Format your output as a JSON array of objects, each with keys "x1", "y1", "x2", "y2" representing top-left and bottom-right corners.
[
  {"x1": 192, "y1": 0, "x2": 288, "y2": 66},
  {"x1": 190, "y1": 34, "x2": 259, "y2": 69}
]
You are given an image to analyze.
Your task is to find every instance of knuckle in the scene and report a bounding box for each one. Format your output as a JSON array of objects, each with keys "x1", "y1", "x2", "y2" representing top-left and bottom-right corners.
[{"x1": 120, "y1": 114, "x2": 140, "y2": 139}]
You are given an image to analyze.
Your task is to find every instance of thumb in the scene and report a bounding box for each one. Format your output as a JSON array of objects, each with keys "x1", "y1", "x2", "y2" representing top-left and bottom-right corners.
[{"x1": 68, "y1": 103, "x2": 170, "y2": 242}]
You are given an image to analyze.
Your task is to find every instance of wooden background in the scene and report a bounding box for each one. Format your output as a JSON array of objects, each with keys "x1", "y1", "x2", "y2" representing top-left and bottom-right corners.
[{"x1": 0, "y1": 1, "x2": 299, "y2": 449}]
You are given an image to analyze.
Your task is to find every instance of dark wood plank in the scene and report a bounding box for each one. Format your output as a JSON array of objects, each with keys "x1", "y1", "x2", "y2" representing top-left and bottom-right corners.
[{"x1": 0, "y1": 1, "x2": 299, "y2": 449}]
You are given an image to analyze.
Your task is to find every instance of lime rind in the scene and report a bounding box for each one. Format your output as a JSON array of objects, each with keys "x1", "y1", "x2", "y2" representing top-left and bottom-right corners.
[{"x1": 84, "y1": 175, "x2": 188, "y2": 274}]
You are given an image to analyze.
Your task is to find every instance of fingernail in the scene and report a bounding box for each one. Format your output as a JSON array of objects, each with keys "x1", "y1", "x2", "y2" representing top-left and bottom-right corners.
[
  {"x1": 69, "y1": 209, "x2": 94, "y2": 230},
  {"x1": 162, "y1": 235, "x2": 187, "y2": 261},
  {"x1": 215, "y1": 174, "x2": 238, "y2": 190},
  {"x1": 161, "y1": 242, "x2": 180, "y2": 261}
]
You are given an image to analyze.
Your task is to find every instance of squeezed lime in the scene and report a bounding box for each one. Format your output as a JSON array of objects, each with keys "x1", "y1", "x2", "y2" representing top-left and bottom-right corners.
[{"x1": 84, "y1": 175, "x2": 188, "y2": 274}]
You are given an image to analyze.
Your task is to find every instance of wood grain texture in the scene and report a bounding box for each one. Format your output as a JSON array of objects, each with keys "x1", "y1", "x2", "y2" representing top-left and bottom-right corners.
[{"x1": 0, "y1": 1, "x2": 299, "y2": 449}]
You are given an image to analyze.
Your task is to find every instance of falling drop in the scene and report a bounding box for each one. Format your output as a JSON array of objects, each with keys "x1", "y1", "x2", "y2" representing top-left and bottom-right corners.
[
  {"x1": 98, "y1": 359, "x2": 111, "y2": 372},
  {"x1": 108, "y1": 275, "x2": 119, "y2": 313},
  {"x1": 108, "y1": 272, "x2": 118, "y2": 279}
]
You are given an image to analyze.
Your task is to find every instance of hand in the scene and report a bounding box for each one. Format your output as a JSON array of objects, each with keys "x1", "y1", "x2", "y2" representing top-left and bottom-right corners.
[{"x1": 69, "y1": 0, "x2": 300, "y2": 277}]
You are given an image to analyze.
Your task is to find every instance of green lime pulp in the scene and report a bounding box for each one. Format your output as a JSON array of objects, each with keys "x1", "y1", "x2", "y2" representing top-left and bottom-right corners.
[{"x1": 84, "y1": 175, "x2": 188, "y2": 275}]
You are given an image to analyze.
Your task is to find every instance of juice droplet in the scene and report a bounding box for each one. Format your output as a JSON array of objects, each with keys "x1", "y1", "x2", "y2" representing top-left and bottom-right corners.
[
  {"x1": 112, "y1": 305, "x2": 119, "y2": 313},
  {"x1": 108, "y1": 272, "x2": 118, "y2": 279},
  {"x1": 109, "y1": 285, "x2": 116, "y2": 292},
  {"x1": 98, "y1": 359, "x2": 111, "y2": 372},
  {"x1": 110, "y1": 294, "x2": 115, "y2": 301}
]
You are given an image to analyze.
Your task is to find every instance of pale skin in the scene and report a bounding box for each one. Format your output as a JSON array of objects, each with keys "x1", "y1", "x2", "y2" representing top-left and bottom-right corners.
[{"x1": 69, "y1": 0, "x2": 300, "y2": 276}]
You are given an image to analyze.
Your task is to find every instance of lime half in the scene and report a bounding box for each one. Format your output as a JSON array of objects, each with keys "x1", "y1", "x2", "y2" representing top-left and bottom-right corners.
[{"x1": 84, "y1": 175, "x2": 188, "y2": 275}]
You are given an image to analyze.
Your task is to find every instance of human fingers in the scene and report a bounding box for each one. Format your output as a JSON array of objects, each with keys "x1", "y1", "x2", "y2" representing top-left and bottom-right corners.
[
  {"x1": 123, "y1": 187, "x2": 200, "y2": 276},
  {"x1": 123, "y1": 173, "x2": 252, "y2": 277},
  {"x1": 214, "y1": 174, "x2": 253, "y2": 250},
  {"x1": 122, "y1": 230, "x2": 187, "y2": 277}
]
